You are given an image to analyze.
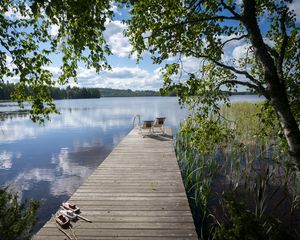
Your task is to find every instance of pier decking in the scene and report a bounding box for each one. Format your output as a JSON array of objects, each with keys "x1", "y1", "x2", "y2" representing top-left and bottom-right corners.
[{"x1": 33, "y1": 127, "x2": 197, "y2": 239}]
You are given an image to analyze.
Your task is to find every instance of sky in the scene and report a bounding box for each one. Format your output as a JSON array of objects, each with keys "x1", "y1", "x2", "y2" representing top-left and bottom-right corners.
[{"x1": 3, "y1": 1, "x2": 300, "y2": 91}]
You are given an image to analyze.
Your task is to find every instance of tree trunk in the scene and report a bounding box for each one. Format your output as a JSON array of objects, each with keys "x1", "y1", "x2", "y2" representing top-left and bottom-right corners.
[
  {"x1": 243, "y1": 0, "x2": 300, "y2": 167},
  {"x1": 269, "y1": 89, "x2": 300, "y2": 166}
]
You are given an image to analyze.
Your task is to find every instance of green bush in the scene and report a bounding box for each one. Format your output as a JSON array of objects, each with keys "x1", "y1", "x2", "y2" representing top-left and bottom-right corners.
[
  {"x1": 0, "y1": 187, "x2": 40, "y2": 240},
  {"x1": 176, "y1": 102, "x2": 300, "y2": 239},
  {"x1": 214, "y1": 195, "x2": 298, "y2": 240}
]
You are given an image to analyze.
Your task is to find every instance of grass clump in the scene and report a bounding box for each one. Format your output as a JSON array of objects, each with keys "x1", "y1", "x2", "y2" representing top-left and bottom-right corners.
[{"x1": 176, "y1": 101, "x2": 300, "y2": 239}]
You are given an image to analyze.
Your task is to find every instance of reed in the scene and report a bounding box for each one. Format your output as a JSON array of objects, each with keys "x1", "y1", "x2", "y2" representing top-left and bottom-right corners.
[{"x1": 176, "y1": 102, "x2": 300, "y2": 239}]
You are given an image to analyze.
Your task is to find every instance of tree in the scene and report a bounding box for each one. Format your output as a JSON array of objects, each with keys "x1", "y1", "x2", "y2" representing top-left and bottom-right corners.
[
  {"x1": 0, "y1": 187, "x2": 40, "y2": 240},
  {"x1": 0, "y1": 0, "x2": 112, "y2": 123},
  {"x1": 1, "y1": 0, "x2": 299, "y2": 165},
  {"x1": 124, "y1": 0, "x2": 300, "y2": 167}
]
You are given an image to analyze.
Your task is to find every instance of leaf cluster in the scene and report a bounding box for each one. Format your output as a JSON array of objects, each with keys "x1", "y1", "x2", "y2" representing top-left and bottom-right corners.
[
  {"x1": 1, "y1": 0, "x2": 113, "y2": 123},
  {"x1": 176, "y1": 102, "x2": 300, "y2": 239},
  {"x1": 124, "y1": 0, "x2": 300, "y2": 151},
  {"x1": 214, "y1": 194, "x2": 299, "y2": 240},
  {"x1": 0, "y1": 187, "x2": 40, "y2": 240}
]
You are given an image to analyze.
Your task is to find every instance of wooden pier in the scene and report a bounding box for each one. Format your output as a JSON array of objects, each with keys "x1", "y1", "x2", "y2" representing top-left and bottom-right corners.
[{"x1": 33, "y1": 127, "x2": 197, "y2": 239}]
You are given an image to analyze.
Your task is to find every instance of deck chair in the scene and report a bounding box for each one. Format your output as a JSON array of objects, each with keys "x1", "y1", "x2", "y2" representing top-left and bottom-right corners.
[
  {"x1": 152, "y1": 117, "x2": 166, "y2": 134},
  {"x1": 139, "y1": 120, "x2": 154, "y2": 137}
]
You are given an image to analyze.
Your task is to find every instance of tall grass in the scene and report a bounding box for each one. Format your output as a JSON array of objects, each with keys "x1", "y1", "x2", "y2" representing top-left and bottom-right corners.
[{"x1": 176, "y1": 102, "x2": 300, "y2": 239}]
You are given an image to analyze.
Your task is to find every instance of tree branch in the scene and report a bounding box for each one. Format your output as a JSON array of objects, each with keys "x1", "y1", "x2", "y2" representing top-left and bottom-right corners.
[
  {"x1": 220, "y1": 0, "x2": 242, "y2": 19},
  {"x1": 187, "y1": 0, "x2": 202, "y2": 13},
  {"x1": 217, "y1": 79, "x2": 260, "y2": 92},
  {"x1": 193, "y1": 53, "x2": 267, "y2": 96},
  {"x1": 169, "y1": 47, "x2": 267, "y2": 95},
  {"x1": 242, "y1": 0, "x2": 279, "y2": 86},
  {"x1": 221, "y1": 34, "x2": 248, "y2": 47},
  {"x1": 209, "y1": 57, "x2": 258, "y2": 82},
  {"x1": 265, "y1": 45, "x2": 279, "y2": 59},
  {"x1": 153, "y1": 15, "x2": 239, "y2": 34}
]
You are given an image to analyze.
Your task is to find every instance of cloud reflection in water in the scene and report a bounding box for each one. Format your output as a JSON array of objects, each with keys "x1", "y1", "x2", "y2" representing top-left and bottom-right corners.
[{"x1": 0, "y1": 97, "x2": 187, "y2": 234}]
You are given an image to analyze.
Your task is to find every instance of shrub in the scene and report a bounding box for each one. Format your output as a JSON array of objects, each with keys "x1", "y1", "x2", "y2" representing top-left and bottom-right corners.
[{"x1": 0, "y1": 187, "x2": 40, "y2": 240}]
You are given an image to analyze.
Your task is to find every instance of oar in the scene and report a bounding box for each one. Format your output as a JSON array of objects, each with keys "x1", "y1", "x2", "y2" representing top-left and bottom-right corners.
[
  {"x1": 77, "y1": 214, "x2": 92, "y2": 222},
  {"x1": 69, "y1": 226, "x2": 78, "y2": 240},
  {"x1": 60, "y1": 206, "x2": 92, "y2": 222},
  {"x1": 52, "y1": 215, "x2": 72, "y2": 240}
]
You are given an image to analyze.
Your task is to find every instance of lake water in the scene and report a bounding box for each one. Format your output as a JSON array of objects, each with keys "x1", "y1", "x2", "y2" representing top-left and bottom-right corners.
[{"x1": 0, "y1": 95, "x2": 263, "y2": 233}]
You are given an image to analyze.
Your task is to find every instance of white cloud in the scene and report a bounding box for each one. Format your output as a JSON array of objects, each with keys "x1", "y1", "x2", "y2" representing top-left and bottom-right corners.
[
  {"x1": 44, "y1": 65, "x2": 163, "y2": 90},
  {"x1": 181, "y1": 56, "x2": 201, "y2": 73},
  {"x1": 6, "y1": 54, "x2": 13, "y2": 65},
  {"x1": 232, "y1": 44, "x2": 251, "y2": 60},
  {"x1": 289, "y1": 1, "x2": 300, "y2": 22},
  {"x1": 5, "y1": 54, "x2": 17, "y2": 72},
  {"x1": 6, "y1": 147, "x2": 94, "y2": 197},
  {"x1": 104, "y1": 20, "x2": 134, "y2": 58},
  {"x1": 4, "y1": 4, "x2": 31, "y2": 20},
  {"x1": 44, "y1": 66, "x2": 61, "y2": 76},
  {"x1": 5, "y1": 59, "x2": 163, "y2": 90},
  {"x1": 50, "y1": 24, "x2": 60, "y2": 36},
  {"x1": 166, "y1": 55, "x2": 201, "y2": 73},
  {"x1": 0, "y1": 103, "x2": 135, "y2": 144},
  {"x1": 110, "y1": 2, "x2": 121, "y2": 16},
  {"x1": 0, "y1": 151, "x2": 13, "y2": 169},
  {"x1": 109, "y1": 32, "x2": 132, "y2": 57}
]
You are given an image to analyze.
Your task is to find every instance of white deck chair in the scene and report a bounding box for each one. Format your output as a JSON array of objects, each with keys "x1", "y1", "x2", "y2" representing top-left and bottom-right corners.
[
  {"x1": 139, "y1": 120, "x2": 154, "y2": 137},
  {"x1": 152, "y1": 117, "x2": 166, "y2": 134}
]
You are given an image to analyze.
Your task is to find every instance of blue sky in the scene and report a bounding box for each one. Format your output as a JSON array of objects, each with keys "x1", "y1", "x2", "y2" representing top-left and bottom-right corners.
[
  {"x1": 4, "y1": 1, "x2": 300, "y2": 91},
  {"x1": 44, "y1": 5, "x2": 165, "y2": 90}
]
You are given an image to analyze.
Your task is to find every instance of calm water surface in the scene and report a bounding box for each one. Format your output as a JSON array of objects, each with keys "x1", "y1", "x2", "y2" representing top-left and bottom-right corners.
[{"x1": 0, "y1": 96, "x2": 262, "y2": 233}]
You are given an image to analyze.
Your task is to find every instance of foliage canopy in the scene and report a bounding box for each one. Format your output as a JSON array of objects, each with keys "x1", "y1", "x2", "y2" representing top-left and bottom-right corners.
[
  {"x1": 0, "y1": 0, "x2": 300, "y2": 163},
  {"x1": 124, "y1": 0, "x2": 300, "y2": 165},
  {"x1": 0, "y1": 0, "x2": 112, "y2": 122},
  {"x1": 0, "y1": 187, "x2": 40, "y2": 240}
]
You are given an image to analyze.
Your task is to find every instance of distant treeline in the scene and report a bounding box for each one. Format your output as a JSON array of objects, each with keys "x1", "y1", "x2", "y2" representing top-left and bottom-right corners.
[
  {"x1": 50, "y1": 86, "x2": 101, "y2": 99},
  {"x1": 0, "y1": 82, "x2": 100, "y2": 100},
  {"x1": 0, "y1": 82, "x2": 160, "y2": 100},
  {"x1": 98, "y1": 88, "x2": 160, "y2": 97},
  {"x1": 0, "y1": 82, "x2": 255, "y2": 101}
]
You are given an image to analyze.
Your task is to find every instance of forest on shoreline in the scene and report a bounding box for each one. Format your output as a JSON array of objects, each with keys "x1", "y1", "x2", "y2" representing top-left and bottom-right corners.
[
  {"x1": 0, "y1": 82, "x2": 160, "y2": 100},
  {"x1": 0, "y1": 82, "x2": 255, "y2": 101}
]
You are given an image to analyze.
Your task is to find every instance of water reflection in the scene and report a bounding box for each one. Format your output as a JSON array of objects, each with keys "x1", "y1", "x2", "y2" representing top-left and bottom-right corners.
[
  {"x1": 0, "y1": 151, "x2": 13, "y2": 169},
  {"x1": 0, "y1": 97, "x2": 185, "y2": 144},
  {"x1": 0, "y1": 96, "x2": 261, "y2": 233},
  {"x1": 0, "y1": 97, "x2": 188, "y2": 233},
  {"x1": 0, "y1": 150, "x2": 22, "y2": 170}
]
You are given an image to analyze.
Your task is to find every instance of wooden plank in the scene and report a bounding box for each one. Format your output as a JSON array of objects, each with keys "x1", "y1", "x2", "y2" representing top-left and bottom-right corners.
[
  {"x1": 35, "y1": 235, "x2": 196, "y2": 240},
  {"x1": 33, "y1": 127, "x2": 197, "y2": 239},
  {"x1": 70, "y1": 210, "x2": 193, "y2": 217},
  {"x1": 36, "y1": 229, "x2": 196, "y2": 237},
  {"x1": 43, "y1": 216, "x2": 194, "y2": 223},
  {"x1": 42, "y1": 222, "x2": 196, "y2": 229}
]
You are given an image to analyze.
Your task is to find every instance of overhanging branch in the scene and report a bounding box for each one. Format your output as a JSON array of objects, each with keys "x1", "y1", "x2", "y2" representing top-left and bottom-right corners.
[
  {"x1": 221, "y1": 34, "x2": 248, "y2": 47},
  {"x1": 153, "y1": 15, "x2": 239, "y2": 34},
  {"x1": 217, "y1": 80, "x2": 258, "y2": 91},
  {"x1": 266, "y1": 45, "x2": 279, "y2": 59},
  {"x1": 163, "y1": 48, "x2": 267, "y2": 95},
  {"x1": 220, "y1": 0, "x2": 242, "y2": 19},
  {"x1": 200, "y1": 55, "x2": 267, "y2": 96}
]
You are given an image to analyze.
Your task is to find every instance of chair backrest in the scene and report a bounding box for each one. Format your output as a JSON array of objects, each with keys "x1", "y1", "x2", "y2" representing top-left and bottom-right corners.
[
  {"x1": 155, "y1": 117, "x2": 166, "y2": 126},
  {"x1": 143, "y1": 120, "x2": 154, "y2": 128}
]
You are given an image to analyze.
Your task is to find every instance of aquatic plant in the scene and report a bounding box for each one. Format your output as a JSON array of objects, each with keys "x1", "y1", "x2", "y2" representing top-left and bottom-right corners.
[{"x1": 176, "y1": 102, "x2": 300, "y2": 239}]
